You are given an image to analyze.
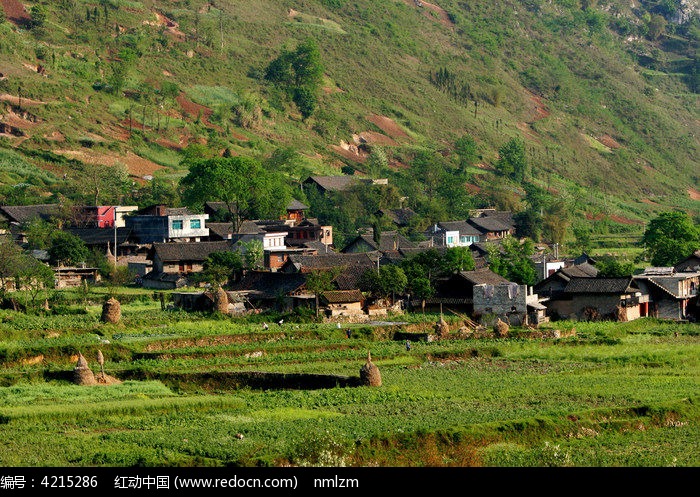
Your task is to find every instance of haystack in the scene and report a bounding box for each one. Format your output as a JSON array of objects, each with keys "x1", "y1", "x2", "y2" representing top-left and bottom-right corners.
[
  {"x1": 493, "y1": 318, "x2": 510, "y2": 338},
  {"x1": 360, "y1": 351, "x2": 382, "y2": 387},
  {"x1": 73, "y1": 352, "x2": 96, "y2": 385},
  {"x1": 434, "y1": 317, "x2": 450, "y2": 337},
  {"x1": 101, "y1": 298, "x2": 121, "y2": 323},
  {"x1": 214, "y1": 286, "x2": 229, "y2": 314}
]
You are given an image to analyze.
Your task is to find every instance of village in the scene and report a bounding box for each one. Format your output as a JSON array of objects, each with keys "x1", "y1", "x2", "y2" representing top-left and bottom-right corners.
[{"x1": 1, "y1": 174, "x2": 698, "y2": 328}]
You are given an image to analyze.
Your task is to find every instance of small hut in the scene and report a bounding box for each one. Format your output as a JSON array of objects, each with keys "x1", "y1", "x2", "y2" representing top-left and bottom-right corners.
[
  {"x1": 73, "y1": 353, "x2": 96, "y2": 385},
  {"x1": 101, "y1": 297, "x2": 121, "y2": 323},
  {"x1": 359, "y1": 351, "x2": 382, "y2": 387}
]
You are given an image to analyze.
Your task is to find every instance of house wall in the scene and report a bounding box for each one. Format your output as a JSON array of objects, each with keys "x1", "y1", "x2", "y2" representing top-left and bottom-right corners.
[
  {"x1": 656, "y1": 299, "x2": 683, "y2": 320},
  {"x1": 327, "y1": 301, "x2": 363, "y2": 317},
  {"x1": 473, "y1": 283, "x2": 530, "y2": 325},
  {"x1": 569, "y1": 295, "x2": 628, "y2": 320},
  {"x1": 167, "y1": 214, "x2": 209, "y2": 241}
]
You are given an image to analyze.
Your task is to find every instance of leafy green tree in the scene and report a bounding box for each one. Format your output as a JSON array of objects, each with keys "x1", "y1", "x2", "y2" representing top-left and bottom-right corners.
[
  {"x1": 306, "y1": 267, "x2": 342, "y2": 317},
  {"x1": 496, "y1": 138, "x2": 527, "y2": 183},
  {"x1": 595, "y1": 255, "x2": 635, "y2": 277},
  {"x1": 24, "y1": 218, "x2": 56, "y2": 250},
  {"x1": 454, "y1": 134, "x2": 479, "y2": 169},
  {"x1": 180, "y1": 156, "x2": 290, "y2": 233},
  {"x1": 642, "y1": 211, "x2": 700, "y2": 266},
  {"x1": 202, "y1": 251, "x2": 243, "y2": 288},
  {"x1": 442, "y1": 246, "x2": 476, "y2": 273},
  {"x1": 487, "y1": 237, "x2": 537, "y2": 285},
  {"x1": 238, "y1": 239, "x2": 264, "y2": 271},
  {"x1": 379, "y1": 264, "x2": 408, "y2": 303},
  {"x1": 0, "y1": 236, "x2": 25, "y2": 289},
  {"x1": 48, "y1": 231, "x2": 90, "y2": 266},
  {"x1": 265, "y1": 38, "x2": 324, "y2": 119},
  {"x1": 14, "y1": 254, "x2": 55, "y2": 310}
]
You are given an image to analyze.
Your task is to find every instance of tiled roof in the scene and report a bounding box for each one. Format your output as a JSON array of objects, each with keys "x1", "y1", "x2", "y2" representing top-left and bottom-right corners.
[
  {"x1": 437, "y1": 220, "x2": 482, "y2": 236},
  {"x1": 287, "y1": 199, "x2": 309, "y2": 211},
  {"x1": 343, "y1": 231, "x2": 416, "y2": 252},
  {"x1": 560, "y1": 263, "x2": 599, "y2": 278},
  {"x1": 206, "y1": 222, "x2": 233, "y2": 239},
  {"x1": 0, "y1": 204, "x2": 60, "y2": 224},
  {"x1": 321, "y1": 289, "x2": 364, "y2": 304},
  {"x1": 564, "y1": 277, "x2": 636, "y2": 294},
  {"x1": 151, "y1": 241, "x2": 233, "y2": 262},
  {"x1": 467, "y1": 216, "x2": 514, "y2": 233},
  {"x1": 378, "y1": 208, "x2": 417, "y2": 226},
  {"x1": 304, "y1": 175, "x2": 358, "y2": 192},
  {"x1": 458, "y1": 268, "x2": 510, "y2": 285},
  {"x1": 68, "y1": 227, "x2": 131, "y2": 245},
  {"x1": 227, "y1": 271, "x2": 307, "y2": 298}
]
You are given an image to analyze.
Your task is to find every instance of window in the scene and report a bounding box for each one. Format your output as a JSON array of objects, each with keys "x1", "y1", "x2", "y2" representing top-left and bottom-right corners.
[
  {"x1": 172, "y1": 219, "x2": 183, "y2": 230},
  {"x1": 190, "y1": 219, "x2": 201, "y2": 229}
]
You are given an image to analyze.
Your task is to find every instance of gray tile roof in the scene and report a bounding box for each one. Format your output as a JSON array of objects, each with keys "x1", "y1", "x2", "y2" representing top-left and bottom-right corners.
[
  {"x1": 287, "y1": 199, "x2": 309, "y2": 211},
  {"x1": 458, "y1": 268, "x2": 510, "y2": 285},
  {"x1": 68, "y1": 227, "x2": 131, "y2": 246},
  {"x1": 564, "y1": 277, "x2": 637, "y2": 294},
  {"x1": 467, "y1": 216, "x2": 514, "y2": 233},
  {"x1": 437, "y1": 220, "x2": 482, "y2": 236},
  {"x1": 304, "y1": 175, "x2": 358, "y2": 192},
  {"x1": 150, "y1": 241, "x2": 233, "y2": 262},
  {"x1": 227, "y1": 271, "x2": 307, "y2": 298},
  {"x1": 560, "y1": 263, "x2": 599, "y2": 278},
  {"x1": 342, "y1": 231, "x2": 416, "y2": 252},
  {"x1": 321, "y1": 289, "x2": 364, "y2": 304},
  {"x1": 0, "y1": 204, "x2": 60, "y2": 224}
]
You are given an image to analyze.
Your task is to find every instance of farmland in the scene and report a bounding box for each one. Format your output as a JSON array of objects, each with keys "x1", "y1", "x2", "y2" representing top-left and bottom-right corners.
[{"x1": 0, "y1": 291, "x2": 698, "y2": 468}]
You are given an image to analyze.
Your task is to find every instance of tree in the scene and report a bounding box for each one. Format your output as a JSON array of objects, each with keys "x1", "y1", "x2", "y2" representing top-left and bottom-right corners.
[
  {"x1": 238, "y1": 239, "x2": 264, "y2": 271},
  {"x1": 496, "y1": 138, "x2": 527, "y2": 183},
  {"x1": 13, "y1": 254, "x2": 54, "y2": 311},
  {"x1": 179, "y1": 156, "x2": 290, "y2": 233},
  {"x1": 202, "y1": 251, "x2": 243, "y2": 288},
  {"x1": 0, "y1": 236, "x2": 26, "y2": 289},
  {"x1": 378, "y1": 265, "x2": 407, "y2": 303},
  {"x1": 305, "y1": 267, "x2": 342, "y2": 317},
  {"x1": 642, "y1": 211, "x2": 700, "y2": 267},
  {"x1": 595, "y1": 255, "x2": 635, "y2": 277},
  {"x1": 48, "y1": 231, "x2": 90, "y2": 266},
  {"x1": 442, "y1": 246, "x2": 476, "y2": 273},
  {"x1": 454, "y1": 134, "x2": 479, "y2": 169},
  {"x1": 487, "y1": 237, "x2": 537, "y2": 285},
  {"x1": 265, "y1": 38, "x2": 324, "y2": 119}
]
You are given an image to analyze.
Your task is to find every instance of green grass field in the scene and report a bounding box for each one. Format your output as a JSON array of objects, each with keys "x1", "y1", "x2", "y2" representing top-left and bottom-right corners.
[{"x1": 0, "y1": 295, "x2": 697, "y2": 467}]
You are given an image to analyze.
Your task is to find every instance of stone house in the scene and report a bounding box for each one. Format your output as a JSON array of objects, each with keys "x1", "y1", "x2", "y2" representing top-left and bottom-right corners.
[
  {"x1": 321, "y1": 289, "x2": 365, "y2": 317},
  {"x1": 633, "y1": 267, "x2": 700, "y2": 321},
  {"x1": 473, "y1": 282, "x2": 547, "y2": 326}
]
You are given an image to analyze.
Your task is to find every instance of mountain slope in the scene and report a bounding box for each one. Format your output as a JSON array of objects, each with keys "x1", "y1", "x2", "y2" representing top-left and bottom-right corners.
[{"x1": 0, "y1": 0, "x2": 698, "y2": 245}]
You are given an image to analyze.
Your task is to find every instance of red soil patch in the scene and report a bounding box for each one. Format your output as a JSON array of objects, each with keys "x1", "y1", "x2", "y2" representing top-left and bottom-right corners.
[
  {"x1": 144, "y1": 11, "x2": 185, "y2": 41},
  {"x1": 401, "y1": 0, "x2": 453, "y2": 27},
  {"x1": 689, "y1": 188, "x2": 700, "y2": 201},
  {"x1": 465, "y1": 183, "x2": 481, "y2": 194},
  {"x1": 598, "y1": 134, "x2": 622, "y2": 150},
  {"x1": 641, "y1": 198, "x2": 660, "y2": 206},
  {"x1": 0, "y1": 0, "x2": 30, "y2": 25},
  {"x1": 356, "y1": 131, "x2": 399, "y2": 147},
  {"x1": 516, "y1": 122, "x2": 540, "y2": 143},
  {"x1": 526, "y1": 90, "x2": 550, "y2": 123},
  {"x1": 366, "y1": 114, "x2": 408, "y2": 140},
  {"x1": 53, "y1": 149, "x2": 165, "y2": 179},
  {"x1": 585, "y1": 212, "x2": 642, "y2": 225},
  {"x1": 0, "y1": 93, "x2": 47, "y2": 106},
  {"x1": 330, "y1": 142, "x2": 367, "y2": 163},
  {"x1": 176, "y1": 92, "x2": 222, "y2": 131}
]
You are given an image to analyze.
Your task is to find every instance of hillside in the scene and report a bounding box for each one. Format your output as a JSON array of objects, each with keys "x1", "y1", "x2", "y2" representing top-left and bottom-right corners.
[{"x1": 0, "y1": 0, "x2": 698, "y2": 250}]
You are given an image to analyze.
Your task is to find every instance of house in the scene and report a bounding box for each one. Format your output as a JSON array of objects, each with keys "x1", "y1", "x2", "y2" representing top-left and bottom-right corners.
[
  {"x1": 125, "y1": 205, "x2": 209, "y2": 244},
  {"x1": 141, "y1": 240, "x2": 232, "y2": 289},
  {"x1": 67, "y1": 226, "x2": 132, "y2": 261},
  {"x1": 544, "y1": 276, "x2": 647, "y2": 322},
  {"x1": 533, "y1": 263, "x2": 599, "y2": 299},
  {"x1": 420, "y1": 267, "x2": 510, "y2": 315},
  {"x1": 281, "y1": 252, "x2": 377, "y2": 291},
  {"x1": 675, "y1": 250, "x2": 700, "y2": 273},
  {"x1": 467, "y1": 215, "x2": 515, "y2": 240},
  {"x1": 425, "y1": 221, "x2": 482, "y2": 247},
  {"x1": 375, "y1": 207, "x2": 418, "y2": 228},
  {"x1": 285, "y1": 199, "x2": 309, "y2": 224},
  {"x1": 472, "y1": 282, "x2": 547, "y2": 326},
  {"x1": 284, "y1": 219, "x2": 334, "y2": 249},
  {"x1": 205, "y1": 222, "x2": 234, "y2": 241},
  {"x1": 532, "y1": 253, "x2": 567, "y2": 283},
  {"x1": 302, "y1": 175, "x2": 388, "y2": 195},
  {"x1": 0, "y1": 204, "x2": 60, "y2": 225},
  {"x1": 226, "y1": 270, "x2": 310, "y2": 312},
  {"x1": 70, "y1": 205, "x2": 138, "y2": 228},
  {"x1": 321, "y1": 289, "x2": 365, "y2": 318},
  {"x1": 341, "y1": 230, "x2": 416, "y2": 253},
  {"x1": 633, "y1": 267, "x2": 700, "y2": 321},
  {"x1": 53, "y1": 265, "x2": 101, "y2": 289}
]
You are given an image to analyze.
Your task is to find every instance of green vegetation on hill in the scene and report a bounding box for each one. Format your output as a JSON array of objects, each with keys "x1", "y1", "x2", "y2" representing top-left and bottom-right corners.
[{"x1": 0, "y1": 0, "x2": 697, "y2": 252}]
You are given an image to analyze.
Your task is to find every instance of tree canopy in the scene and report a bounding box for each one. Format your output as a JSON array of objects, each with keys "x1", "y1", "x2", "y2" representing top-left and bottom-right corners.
[
  {"x1": 641, "y1": 211, "x2": 700, "y2": 267},
  {"x1": 179, "y1": 156, "x2": 290, "y2": 232}
]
